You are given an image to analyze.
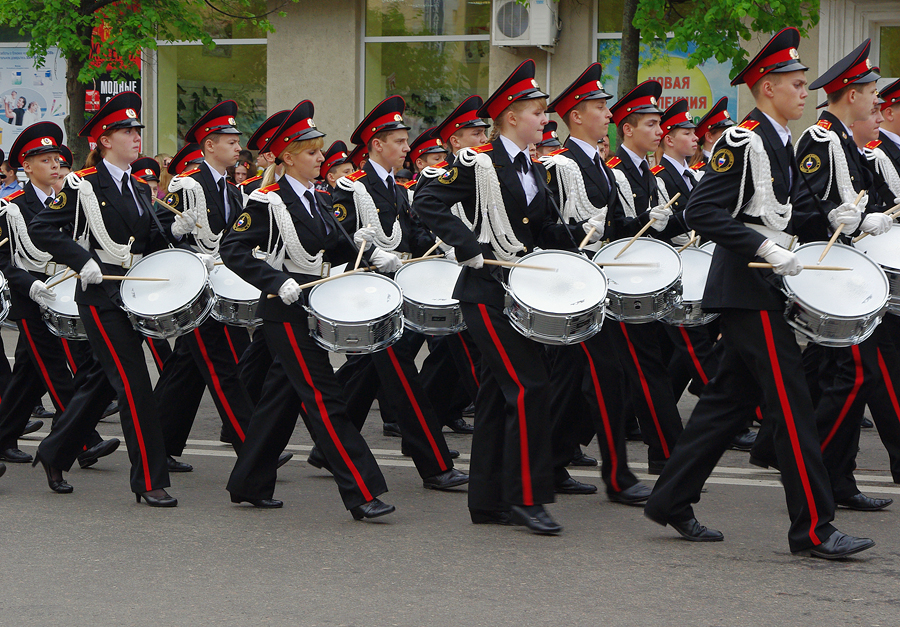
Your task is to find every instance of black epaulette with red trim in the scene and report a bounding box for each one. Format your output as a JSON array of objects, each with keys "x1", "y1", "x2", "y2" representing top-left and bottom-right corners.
[
  {"x1": 650, "y1": 164, "x2": 665, "y2": 175},
  {"x1": 259, "y1": 183, "x2": 280, "y2": 193},
  {"x1": 738, "y1": 119, "x2": 760, "y2": 131},
  {"x1": 315, "y1": 188, "x2": 331, "y2": 196},
  {"x1": 472, "y1": 144, "x2": 492, "y2": 154},
  {"x1": 866, "y1": 140, "x2": 882, "y2": 150},
  {"x1": 132, "y1": 175, "x2": 148, "y2": 185},
  {"x1": 345, "y1": 170, "x2": 366, "y2": 182},
  {"x1": 399, "y1": 179, "x2": 416, "y2": 190},
  {"x1": 3, "y1": 189, "x2": 24, "y2": 202},
  {"x1": 240, "y1": 175, "x2": 262, "y2": 187},
  {"x1": 817, "y1": 119, "x2": 832, "y2": 131},
  {"x1": 531, "y1": 157, "x2": 543, "y2": 164},
  {"x1": 74, "y1": 167, "x2": 97, "y2": 177},
  {"x1": 433, "y1": 159, "x2": 449, "y2": 169},
  {"x1": 181, "y1": 167, "x2": 201, "y2": 177},
  {"x1": 690, "y1": 161, "x2": 706, "y2": 170},
  {"x1": 605, "y1": 156, "x2": 622, "y2": 168},
  {"x1": 548, "y1": 148, "x2": 568, "y2": 156}
]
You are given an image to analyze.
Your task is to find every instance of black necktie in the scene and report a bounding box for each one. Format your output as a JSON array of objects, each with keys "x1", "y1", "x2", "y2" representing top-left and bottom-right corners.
[
  {"x1": 683, "y1": 171, "x2": 694, "y2": 191},
  {"x1": 514, "y1": 152, "x2": 530, "y2": 174},
  {"x1": 120, "y1": 173, "x2": 141, "y2": 216},
  {"x1": 44, "y1": 197, "x2": 52, "y2": 208},
  {"x1": 784, "y1": 140, "x2": 795, "y2": 187},
  {"x1": 304, "y1": 190, "x2": 329, "y2": 236},
  {"x1": 593, "y1": 153, "x2": 609, "y2": 193},
  {"x1": 218, "y1": 178, "x2": 230, "y2": 222},
  {"x1": 385, "y1": 175, "x2": 396, "y2": 202}
]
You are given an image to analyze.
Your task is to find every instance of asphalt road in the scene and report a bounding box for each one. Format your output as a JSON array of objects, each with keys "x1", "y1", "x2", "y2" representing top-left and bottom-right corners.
[{"x1": 0, "y1": 331, "x2": 898, "y2": 626}]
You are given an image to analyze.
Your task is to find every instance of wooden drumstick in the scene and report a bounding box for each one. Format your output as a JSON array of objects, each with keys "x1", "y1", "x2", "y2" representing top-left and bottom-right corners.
[
  {"x1": 153, "y1": 198, "x2": 203, "y2": 229},
  {"x1": 579, "y1": 226, "x2": 596, "y2": 250},
  {"x1": 400, "y1": 254, "x2": 444, "y2": 264},
  {"x1": 676, "y1": 231, "x2": 699, "y2": 253},
  {"x1": 595, "y1": 261, "x2": 660, "y2": 267},
  {"x1": 0, "y1": 237, "x2": 8, "y2": 247},
  {"x1": 851, "y1": 201, "x2": 900, "y2": 243},
  {"x1": 614, "y1": 193, "x2": 681, "y2": 259},
  {"x1": 818, "y1": 190, "x2": 866, "y2": 262},
  {"x1": 422, "y1": 239, "x2": 443, "y2": 258},
  {"x1": 482, "y1": 259, "x2": 557, "y2": 272},
  {"x1": 46, "y1": 269, "x2": 76, "y2": 289},
  {"x1": 748, "y1": 263, "x2": 851, "y2": 271},
  {"x1": 266, "y1": 268, "x2": 366, "y2": 298},
  {"x1": 99, "y1": 275, "x2": 169, "y2": 281},
  {"x1": 353, "y1": 224, "x2": 371, "y2": 271}
]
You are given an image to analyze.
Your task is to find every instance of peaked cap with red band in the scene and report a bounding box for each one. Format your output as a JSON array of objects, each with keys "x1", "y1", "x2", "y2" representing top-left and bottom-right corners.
[
  {"x1": 536, "y1": 120, "x2": 561, "y2": 148},
  {"x1": 246, "y1": 110, "x2": 290, "y2": 151},
  {"x1": 79, "y1": 91, "x2": 143, "y2": 139},
  {"x1": 348, "y1": 144, "x2": 368, "y2": 169},
  {"x1": 131, "y1": 157, "x2": 160, "y2": 182},
  {"x1": 810, "y1": 39, "x2": 880, "y2": 94},
  {"x1": 168, "y1": 143, "x2": 203, "y2": 175},
  {"x1": 10, "y1": 121, "x2": 63, "y2": 169},
  {"x1": 694, "y1": 96, "x2": 734, "y2": 140},
  {"x1": 351, "y1": 96, "x2": 410, "y2": 146},
  {"x1": 185, "y1": 100, "x2": 241, "y2": 145},
  {"x1": 880, "y1": 78, "x2": 900, "y2": 111},
  {"x1": 261, "y1": 100, "x2": 325, "y2": 160},
  {"x1": 547, "y1": 62, "x2": 612, "y2": 117},
  {"x1": 320, "y1": 140, "x2": 351, "y2": 179},
  {"x1": 409, "y1": 127, "x2": 446, "y2": 162},
  {"x1": 58, "y1": 145, "x2": 73, "y2": 169},
  {"x1": 435, "y1": 96, "x2": 490, "y2": 145},
  {"x1": 660, "y1": 99, "x2": 696, "y2": 136},
  {"x1": 609, "y1": 80, "x2": 663, "y2": 126},
  {"x1": 731, "y1": 27, "x2": 807, "y2": 89},
  {"x1": 478, "y1": 59, "x2": 549, "y2": 120}
]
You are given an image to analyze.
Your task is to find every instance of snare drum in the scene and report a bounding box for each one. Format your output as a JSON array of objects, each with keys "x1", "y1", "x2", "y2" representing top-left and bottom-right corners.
[
  {"x1": 43, "y1": 270, "x2": 85, "y2": 339},
  {"x1": 699, "y1": 240, "x2": 716, "y2": 254},
  {"x1": 505, "y1": 250, "x2": 607, "y2": 345},
  {"x1": 307, "y1": 272, "x2": 403, "y2": 353},
  {"x1": 593, "y1": 238, "x2": 682, "y2": 323},
  {"x1": 854, "y1": 223, "x2": 900, "y2": 314},
  {"x1": 783, "y1": 242, "x2": 889, "y2": 347},
  {"x1": 662, "y1": 247, "x2": 718, "y2": 327},
  {"x1": 120, "y1": 249, "x2": 214, "y2": 339},
  {"x1": 393, "y1": 258, "x2": 465, "y2": 335},
  {"x1": 209, "y1": 256, "x2": 261, "y2": 327}
]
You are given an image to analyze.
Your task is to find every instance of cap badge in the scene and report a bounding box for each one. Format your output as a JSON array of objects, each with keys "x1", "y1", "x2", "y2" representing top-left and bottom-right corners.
[
  {"x1": 596, "y1": 81, "x2": 603, "y2": 89},
  {"x1": 341, "y1": 152, "x2": 347, "y2": 158},
  {"x1": 865, "y1": 58, "x2": 872, "y2": 69},
  {"x1": 531, "y1": 79, "x2": 539, "y2": 88},
  {"x1": 144, "y1": 169, "x2": 153, "y2": 176},
  {"x1": 308, "y1": 119, "x2": 316, "y2": 128},
  {"x1": 228, "y1": 117, "x2": 236, "y2": 125},
  {"x1": 394, "y1": 114, "x2": 403, "y2": 122},
  {"x1": 550, "y1": 131, "x2": 557, "y2": 138},
  {"x1": 40, "y1": 137, "x2": 53, "y2": 146},
  {"x1": 685, "y1": 112, "x2": 691, "y2": 121},
  {"x1": 724, "y1": 110, "x2": 731, "y2": 118},
  {"x1": 789, "y1": 48, "x2": 799, "y2": 60},
  {"x1": 650, "y1": 96, "x2": 657, "y2": 105},
  {"x1": 124, "y1": 108, "x2": 136, "y2": 119},
  {"x1": 436, "y1": 139, "x2": 442, "y2": 146}
]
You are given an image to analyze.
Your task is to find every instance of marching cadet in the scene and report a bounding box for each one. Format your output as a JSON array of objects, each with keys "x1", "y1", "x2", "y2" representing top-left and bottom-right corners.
[
  {"x1": 30, "y1": 92, "x2": 179, "y2": 506},
  {"x1": 534, "y1": 120, "x2": 561, "y2": 157},
  {"x1": 240, "y1": 109, "x2": 289, "y2": 199},
  {"x1": 55, "y1": 145, "x2": 73, "y2": 190},
  {"x1": 167, "y1": 143, "x2": 203, "y2": 177},
  {"x1": 330, "y1": 96, "x2": 468, "y2": 492},
  {"x1": 347, "y1": 144, "x2": 368, "y2": 171},
  {"x1": 220, "y1": 100, "x2": 395, "y2": 518},
  {"x1": 690, "y1": 97, "x2": 734, "y2": 168},
  {"x1": 540, "y1": 62, "x2": 652, "y2": 504},
  {"x1": 131, "y1": 157, "x2": 160, "y2": 197},
  {"x1": 320, "y1": 141, "x2": 353, "y2": 191},
  {"x1": 408, "y1": 127, "x2": 446, "y2": 174},
  {"x1": 415, "y1": 59, "x2": 583, "y2": 534},
  {"x1": 645, "y1": 28, "x2": 876, "y2": 558}
]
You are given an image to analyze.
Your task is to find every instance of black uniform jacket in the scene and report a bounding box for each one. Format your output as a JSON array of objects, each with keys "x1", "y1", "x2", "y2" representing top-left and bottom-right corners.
[
  {"x1": 164, "y1": 162, "x2": 244, "y2": 239},
  {"x1": 29, "y1": 161, "x2": 183, "y2": 308},
  {"x1": 412, "y1": 139, "x2": 582, "y2": 309},
  {"x1": 609, "y1": 146, "x2": 688, "y2": 239},
  {"x1": 239, "y1": 174, "x2": 263, "y2": 197},
  {"x1": 862, "y1": 138, "x2": 900, "y2": 207},
  {"x1": 330, "y1": 160, "x2": 433, "y2": 257},
  {"x1": 684, "y1": 108, "x2": 822, "y2": 312},
  {"x1": 219, "y1": 178, "x2": 368, "y2": 324}
]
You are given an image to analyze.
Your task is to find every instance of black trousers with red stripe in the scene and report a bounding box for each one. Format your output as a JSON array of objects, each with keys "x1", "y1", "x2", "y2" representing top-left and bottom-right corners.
[
  {"x1": 227, "y1": 321, "x2": 388, "y2": 509},
  {"x1": 238, "y1": 329, "x2": 274, "y2": 406},
  {"x1": 610, "y1": 321, "x2": 684, "y2": 465},
  {"x1": 645, "y1": 309, "x2": 837, "y2": 552},
  {"x1": 868, "y1": 316, "x2": 900, "y2": 482},
  {"x1": 154, "y1": 318, "x2": 253, "y2": 456},
  {"x1": 38, "y1": 305, "x2": 169, "y2": 493},
  {"x1": 145, "y1": 337, "x2": 171, "y2": 374},
  {"x1": 548, "y1": 324, "x2": 639, "y2": 495},
  {"x1": 418, "y1": 335, "x2": 476, "y2": 426},
  {"x1": 0, "y1": 332, "x2": 11, "y2": 397},
  {"x1": 461, "y1": 302, "x2": 554, "y2": 511}
]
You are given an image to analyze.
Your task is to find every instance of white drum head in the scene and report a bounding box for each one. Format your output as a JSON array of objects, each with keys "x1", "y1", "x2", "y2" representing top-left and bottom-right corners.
[
  {"x1": 855, "y1": 222, "x2": 900, "y2": 271},
  {"x1": 309, "y1": 273, "x2": 402, "y2": 322},
  {"x1": 699, "y1": 241, "x2": 716, "y2": 254},
  {"x1": 786, "y1": 243, "x2": 889, "y2": 317},
  {"x1": 679, "y1": 248, "x2": 712, "y2": 303},
  {"x1": 120, "y1": 249, "x2": 207, "y2": 315},
  {"x1": 593, "y1": 238, "x2": 682, "y2": 295},
  {"x1": 47, "y1": 271, "x2": 78, "y2": 315},
  {"x1": 508, "y1": 251, "x2": 607, "y2": 314},
  {"x1": 210, "y1": 258, "x2": 260, "y2": 301},
  {"x1": 394, "y1": 258, "x2": 461, "y2": 306}
]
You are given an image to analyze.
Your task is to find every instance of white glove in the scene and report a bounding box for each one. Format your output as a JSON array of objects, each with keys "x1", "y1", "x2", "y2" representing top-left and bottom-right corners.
[
  {"x1": 29, "y1": 280, "x2": 56, "y2": 305},
  {"x1": 459, "y1": 253, "x2": 484, "y2": 269},
  {"x1": 197, "y1": 253, "x2": 216, "y2": 272},
  {"x1": 648, "y1": 205, "x2": 672, "y2": 231},
  {"x1": 670, "y1": 233, "x2": 691, "y2": 247},
  {"x1": 278, "y1": 278, "x2": 301, "y2": 305},
  {"x1": 79, "y1": 259, "x2": 103, "y2": 289},
  {"x1": 353, "y1": 226, "x2": 377, "y2": 251},
  {"x1": 171, "y1": 208, "x2": 198, "y2": 237},
  {"x1": 582, "y1": 216, "x2": 605, "y2": 243},
  {"x1": 443, "y1": 248, "x2": 457, "y2": 262},
  {"x1": 827, "y1": 202, "x2": 862, "y2": 232},
  {"x1": 757, "y1": 239, "x2": 802, "y2": 276},
  {"x1": 860, "y1": 212, "x2": 892, "y2": 236},
  {"x1": 370, "y1": 248, "x2": 402, "y2": 273}
]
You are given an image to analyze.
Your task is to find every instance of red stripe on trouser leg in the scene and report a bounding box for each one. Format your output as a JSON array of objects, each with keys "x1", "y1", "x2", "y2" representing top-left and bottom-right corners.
[
  {"x1": 223, "y1": 326, "x2": 239, "y2": 364},
  {"x1": 477, "y1": 304, "x2": 533, "y2": 505},
  {"x1": 458, "y1": 334, "x2": 480, "y2": 387},
  {"x1": 88, "y1": 306, "x2": 152, "y2": 491},
  {"x1": 21, "y1": 319, "x2": 65, "y2": 412},
  {"x1": 282, "y1": 323, "x2": 373, "y2": 501},
  {"x1": 146, "y1": 338, "x2": 164, "y2": 371},
  {"x1": 759, "y1": 311, "x2": 821, "y2": 546},
  {"x1": 619, "y1": 322, "x2": 669, "y2": 458},
  {"x1": 580, "y1": 343, "x2": 620, "y2": 492},
  {"x1": 385, "y1": 346, "x2": 448, "y2": 472},
  {"x1": 61, "y1": 338, "x2": 77, "y2": 374},
  {"x1": 192, "y1": 328, "x2": 245, "y2": 442},
  {"x1": 755, "y1": 407, "x2": 764, "y2": 421},
  {"x1": 821, "y1": 344, "x2": 863, "y2": 451},
  {"x1": 678, "y1": 326, "x2": 709, "y2": 385},
  {"x1": 877, "y1": 348, "x2": 900, "y2": 427}
]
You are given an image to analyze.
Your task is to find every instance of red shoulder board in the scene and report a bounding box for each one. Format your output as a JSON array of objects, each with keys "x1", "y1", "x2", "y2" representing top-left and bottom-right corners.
[
  {"x1": 472, "y1": 144, "x2": 493, "y2": 154},
  {"x1": 259, "y1": 183, "x2": 280, "y2": 193},
  {"x1": 3, "y1": 189, "x2": 24, "y2": 202},
  {"x1": 316, "y1": 188, "x2": 331, "y2": 196},
  {"x1": 181, "y1": 167, "x2": 200, "y2": 177},
  {"x1": 433, "y1": 160, "x2": 449, "y2": 169},
  {"x1": 240, "y1": 175, "x2": 262, "y2": 187},
  {"x1": 738, "y1": 120, "x2": 760, "y2": 131},
  {"x1": 346, "y1": 170, "x2": 367, "y2": 182},
  {"x1": 866, "y1": 140, "x2": 882, "y2": 150},
  {"x1": 74, "y1": 167, "x2": 97, "y2": 177},
  {"x1": 399, "y1": 179, "x2": 416, "y2": 189},
  {"x1": 132, "y1": 176, "x2": 148, "y2": 185},
  {"x1": 548, "y1": 148, "x2": 568, "y2": 156},
  {"x1": 650, "y1": 164, "x2": 665, "y2": 175},
  {"x1": 690, "y1": 161, "x2": 706, "y2": 170},
  {"x1": 531, "y1": 157, "x2": 543, "y2": 164},
  {"x1": 605, "y1": 156, "x2": 622, "y2": 168},
  {"x1": 817, "y1": 119, "x2": 832, "y2": 131}
]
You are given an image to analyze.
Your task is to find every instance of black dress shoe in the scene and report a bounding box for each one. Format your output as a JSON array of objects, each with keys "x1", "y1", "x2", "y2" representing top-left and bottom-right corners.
[
  {"x1": 668, "y1": 517, "x2": 724, "y2": 542},
  {"x1": 32, "y1": 453, "x2": 73, "y2": 494},
  {"x1": 31, "y1": 405, "x2": 55, "y2": 419},
  {"x1": 836, "y1": 493, "x2": 893, "y2": 511},
  {"x1": 860, "y1": 417, "x2": 874, "y2": 429},
  {"x1": 307, "y1": 447, "x2": 333, "y2": 473},
  {"x1": 569, "y1": 448, "x2": 598, "y2": 467},
  {"x1": 796, "y1": 531, "x2": 875, "y2": 559},
  {"x1": 219, "y1": 428, "x2": 235, "y2": 445},
  {"x1": 555, "y1": 477, "x2": 598, "y2": 495},
  {"x1": 0, "y1": 447, "x2": 33, "y2": 463},
  {"x1": 135, "y1": 489, "x2": 178, "y2": 507},
  {"x1": 350, "y1": 497, "x2": 395, "y2": 520},
  {"x1": 446, "y1": 417, "x2": 474, "y2": 434},
  {"x1": 231, "y1": 494, "x2": 283, "y2": 508},
  {"x1": 608, "y1": 482, "x2": 652, "y2": 505},
  {"x1": 382, "y1": 422, "x2": 402, "y2": 437},
  {"x1": 100, "y1": 400, "x2": 119, "y2": 420},
  {"x1": 166, "y1": 455, "x2": 193, "y2": 472},
  {"x1": 462, "y1": 402, "x2": 475, "y2": 418},
  {"x1": 78, "y1": 438, "x2": 121, "y2": 469},
  {"x1": 449, "y1": 449, "x2": 459, "y2": 459},
  {"x1": 0, "y1": 462, "x2": 5, "y2": 478},
  {"x1": 647, "y1": 460, "x2": 666, "y2": 475},
  {"x1": 729, "y1": 428, "x2": 757, "y2": 451},
  {"x1": 510, "y1": 505, "x2": 563, "y2": 535},
  {"x1": 277, "y1": 452, "x2": 293, "y2": 468},
  {"x1": 423, "y1": 468, "x2": 469, "y2": 490},
  {"x1": 470, "y1": 509, "x2": 514, "y2": 525},
  {"x1": 21, "y1": 419, "x2": 43, "y2": 436}
]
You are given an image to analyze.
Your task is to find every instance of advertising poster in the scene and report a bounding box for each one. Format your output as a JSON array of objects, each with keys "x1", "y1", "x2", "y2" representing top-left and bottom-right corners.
[{"x1": 0, "y1": 46, "x2": 67, "y2": 158}]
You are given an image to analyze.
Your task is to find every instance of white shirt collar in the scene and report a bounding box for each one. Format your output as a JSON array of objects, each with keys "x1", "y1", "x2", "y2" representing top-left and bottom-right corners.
[
  {"x1": 31, "y1": 182, "x2": 52, "y2": 205},
  {"x1": 204, "y1": 160, "x2": 226, "y2": 185},
  {"x1": 568, "y1": 136, "x2": 600, "y2": 162},
  {"x1": 880, "y1": 127, "x2": 900, "y2": 149},
  {"x1": 662, "y1": 153, "x2": 689, "y2": 178},
  {"x1": 283, "y1": 173, "x2": 315, "y2": 199},
  {"x1": 761, "y1": 111, "x2": 792, "y2": 146},
  {"x1": 499, "y1": 134, "x2": 529, "y2": 164},
  {"x1": 702, "y1": 148, "x2": 712, "y2": 160},
  {"x1": 103, "y1": 158, "x2": 131, "y2": 184},
  {"x1": 620, "y1": 143, "x2": 647, "y2": 170},
  {"x1": 368, "y1": 158, "x2": 393, "y2": 184}
]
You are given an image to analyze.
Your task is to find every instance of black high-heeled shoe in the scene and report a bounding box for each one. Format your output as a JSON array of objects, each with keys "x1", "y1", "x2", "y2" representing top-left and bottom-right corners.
[
  {"x1": 135, "y1": 489, "x2": 178, "y2": 507},
  {"x1": 32, "y1": 452, "x2": 72, "y2": 494}
]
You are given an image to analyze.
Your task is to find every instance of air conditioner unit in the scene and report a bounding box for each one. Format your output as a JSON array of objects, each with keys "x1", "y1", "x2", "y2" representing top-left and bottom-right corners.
[{"x1": 492, "y1": 0, "x2": 560, "y2": 48}]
